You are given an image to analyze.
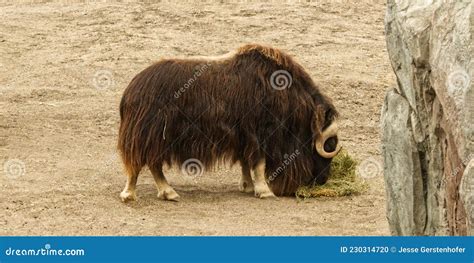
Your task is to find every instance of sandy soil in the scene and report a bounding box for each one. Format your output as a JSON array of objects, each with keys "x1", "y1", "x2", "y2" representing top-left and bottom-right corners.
[{"x1": 0, "y1": 1, "x2": 395, "y2": 235}]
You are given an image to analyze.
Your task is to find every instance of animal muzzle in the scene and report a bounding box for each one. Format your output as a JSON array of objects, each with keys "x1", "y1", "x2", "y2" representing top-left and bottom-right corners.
[{"x1": 315, "y1": 121, "x2": 341, "y2": 159}]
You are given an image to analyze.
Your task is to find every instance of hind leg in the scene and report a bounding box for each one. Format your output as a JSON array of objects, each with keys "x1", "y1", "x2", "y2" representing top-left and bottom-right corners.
[
  {"x1": 150, "y1": 165, "x2": 180, "y2": 201},
  {"x1": 239, "y1": 162, "x2": 254, "y2": 193},
  {"x1": 253, "y1": 160, "x2": 276, "y2": 199},
  {"x1": 120, "y1": 165, "x2": 141, "y2": 202}
]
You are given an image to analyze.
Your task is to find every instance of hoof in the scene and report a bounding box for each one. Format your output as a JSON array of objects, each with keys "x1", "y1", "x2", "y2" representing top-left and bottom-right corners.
[
  {"x1": 120, "y1": 190, "x2": 137, "y2": 202},
  {"x1": 239, "y1": 180, "x2": 254, "y2": 193},
  {"x1": 254, "y1": 185, "x2": 276, "y2": 199},
  {"x1": 255, "y1": 191, "x2": 277, "y2": 199},
  {"x1": 158, "y1": 188, "x2": 180, "y2": 201}
]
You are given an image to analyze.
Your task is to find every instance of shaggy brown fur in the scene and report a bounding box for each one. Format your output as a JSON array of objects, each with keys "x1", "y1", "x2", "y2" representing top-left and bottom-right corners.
[{"x1": 118, "y1": 44, "x2": 338, "y2": 196}]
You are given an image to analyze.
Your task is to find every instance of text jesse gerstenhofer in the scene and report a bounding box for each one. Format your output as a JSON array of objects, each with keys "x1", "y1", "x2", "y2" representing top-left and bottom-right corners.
[{"x1": 398, "y1": 246, "x2": 466, "y2": 253}]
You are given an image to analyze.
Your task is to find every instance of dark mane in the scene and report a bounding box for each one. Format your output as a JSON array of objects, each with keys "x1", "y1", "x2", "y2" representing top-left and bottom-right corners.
[{"x1": 118, "y1": 44, "x2": 337, "y2": 195}]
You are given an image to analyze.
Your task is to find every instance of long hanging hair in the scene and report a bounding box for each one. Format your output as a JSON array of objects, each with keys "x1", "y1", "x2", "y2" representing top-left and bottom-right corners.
[{"x1": 118, "y1": 44, "x2": 338, "y2": 195}]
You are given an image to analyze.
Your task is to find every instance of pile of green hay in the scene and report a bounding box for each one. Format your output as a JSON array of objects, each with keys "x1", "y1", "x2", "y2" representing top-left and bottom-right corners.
[{"x1": 296, "y1": 150, "x2": 368, "y2": 198}]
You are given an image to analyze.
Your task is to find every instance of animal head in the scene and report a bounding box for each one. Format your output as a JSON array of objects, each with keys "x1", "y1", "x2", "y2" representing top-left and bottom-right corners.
[
  {"x1": 267, "y1": 101, "x2": 341, "y2": 196},
  {"x1": 311, "y1": 103, "x2": 341, "y2": 184},
  {"x1": 240, "y1": 44, "x2": 343, "y2": 195}
]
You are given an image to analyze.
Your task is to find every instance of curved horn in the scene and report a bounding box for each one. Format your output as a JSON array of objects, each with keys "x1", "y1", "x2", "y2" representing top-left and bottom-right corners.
[{"x1": 315, "y1": 121, "x2": 341, "y2": 159}]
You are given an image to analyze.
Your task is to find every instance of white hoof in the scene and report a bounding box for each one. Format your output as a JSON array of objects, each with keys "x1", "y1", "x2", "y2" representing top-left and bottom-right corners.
[
  {"x1": 157, "y1": 187, "x2": 180, "y2": 201},
  {"x1": 239, "y1": 179, "x2": 255, "y2": 193},
  {"x1": 255, "y1": 191, "x2": 276, "y2": 199},
  {"x1": 254, "y1": 185, "x2": 276, "y2": 199},
  {"x1": 120, "y1": 190, "x2": 137, "y2": 202}
]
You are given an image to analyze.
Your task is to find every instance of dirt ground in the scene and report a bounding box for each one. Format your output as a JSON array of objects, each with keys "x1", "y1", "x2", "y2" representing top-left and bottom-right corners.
[{"x1": 0, "y1": 1, "x2": 394, "y2": 235}]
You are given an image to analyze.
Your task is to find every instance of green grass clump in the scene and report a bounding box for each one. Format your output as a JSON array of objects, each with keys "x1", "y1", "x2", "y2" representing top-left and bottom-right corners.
[{"x1": 296, "y1": 150, "x2": 367, "y2": 198}]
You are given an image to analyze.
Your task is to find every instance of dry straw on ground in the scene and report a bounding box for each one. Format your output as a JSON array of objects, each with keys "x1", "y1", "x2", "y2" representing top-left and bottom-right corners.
[{"x1": 296, "y1": 151, "x2": 367, "y2": 198}]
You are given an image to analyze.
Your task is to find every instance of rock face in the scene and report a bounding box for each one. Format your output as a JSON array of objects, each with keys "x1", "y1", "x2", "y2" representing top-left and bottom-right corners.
[{"x1": 382, "y1": 0, "x2": 472, "y2": 235}]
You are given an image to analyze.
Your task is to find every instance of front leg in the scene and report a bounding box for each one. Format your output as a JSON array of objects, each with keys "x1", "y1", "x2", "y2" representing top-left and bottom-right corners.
[
  {"x1": 253, "y1": 160, "x2": 276, "y2": 199},
  {"x1": 239, "y1": 162, "x2": 254, "y2": 193}
]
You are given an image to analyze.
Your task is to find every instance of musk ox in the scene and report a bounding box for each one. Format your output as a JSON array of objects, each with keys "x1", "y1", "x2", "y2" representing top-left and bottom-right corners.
[{"x1": 118, "y1": 44, "x2": 341, "y2": 202}]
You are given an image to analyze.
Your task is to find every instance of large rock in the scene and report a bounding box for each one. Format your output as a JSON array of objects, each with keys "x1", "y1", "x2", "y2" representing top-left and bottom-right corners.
[{"x1": 382, "y1": 0, "x2": 472, "y2": 235}]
